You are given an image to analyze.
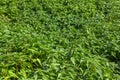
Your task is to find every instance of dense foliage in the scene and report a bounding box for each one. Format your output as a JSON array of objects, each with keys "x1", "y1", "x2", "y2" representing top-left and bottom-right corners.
[{"x1": 0, "y1": 0, "x2": 120, "y2": 79}]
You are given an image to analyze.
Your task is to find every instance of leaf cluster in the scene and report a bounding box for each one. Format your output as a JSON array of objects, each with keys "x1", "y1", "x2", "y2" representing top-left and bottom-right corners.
[{"x1": 0, "y1": 0, "x2": 120, "y2": 79}]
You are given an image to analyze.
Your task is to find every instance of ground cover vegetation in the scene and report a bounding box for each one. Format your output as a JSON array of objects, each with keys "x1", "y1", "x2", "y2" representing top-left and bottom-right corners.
[{"x1": 0, "y1": 0, "x2": 120, "y2": 80}]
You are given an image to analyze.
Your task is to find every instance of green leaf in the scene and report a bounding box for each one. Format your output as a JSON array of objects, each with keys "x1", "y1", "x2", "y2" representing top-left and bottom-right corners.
[{"x1": 70, "y1": 57, "x2": 75, "y2": 65}]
